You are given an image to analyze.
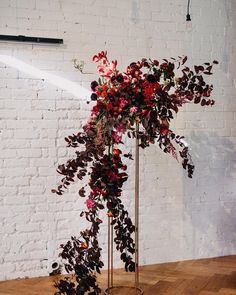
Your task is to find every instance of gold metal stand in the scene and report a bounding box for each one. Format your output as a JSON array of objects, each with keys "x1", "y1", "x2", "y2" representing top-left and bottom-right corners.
[{"x1": 104, "y1": 122, "x2": 144, "y2": 295}]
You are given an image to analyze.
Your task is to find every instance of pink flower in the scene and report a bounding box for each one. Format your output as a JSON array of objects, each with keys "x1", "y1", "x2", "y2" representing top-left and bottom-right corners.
[
  {"x1": 119, "y1": 98, "x2": 128, "y2": 108},
  {"x1": 112, "y1": 132, "x2": 122, "y2": 144},
  {"x1": 91, "y1": 107, "x2": 100, "y2": 117},
  {"x1": 130, "y1": 106, "x2": 138, "y2": 113},
  {"x1": 116, "y1": 124, "x2": 126, "y2": 133},
  {"x1": 95, "y1": 53, "x2": 117, "y2": 78},
  {"x1": 86, "y1": 198, "x2": 96, "y2": 209}
]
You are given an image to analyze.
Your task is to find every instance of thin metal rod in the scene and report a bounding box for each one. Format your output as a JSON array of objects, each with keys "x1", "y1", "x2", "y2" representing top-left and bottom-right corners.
[
  {"x1": 111, "y1": 216, "x2": 114, "y2": 287},
  {"x1": 107, "y1": 144, "x2": 113, "y2": 293},
  {"x1": 106, "y1": 129, "x2": 143, "y2": 294},
  {"x1": 108, "y1": 216, "x2": 111, "y2": 291},
  {"x1": 135, "y1": 121, "x2": 140, "y2": 290}
]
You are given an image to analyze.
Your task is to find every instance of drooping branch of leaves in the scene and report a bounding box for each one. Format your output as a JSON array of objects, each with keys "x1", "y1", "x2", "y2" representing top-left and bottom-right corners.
[{"x1": 52, "y1": 51, "x2": 218, "y2": 294}]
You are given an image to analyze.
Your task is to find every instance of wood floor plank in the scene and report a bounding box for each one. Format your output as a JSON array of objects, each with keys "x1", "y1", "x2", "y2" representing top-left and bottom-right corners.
[{"x1": 1, "y1": 256, "x2": 236, "y2": 294}]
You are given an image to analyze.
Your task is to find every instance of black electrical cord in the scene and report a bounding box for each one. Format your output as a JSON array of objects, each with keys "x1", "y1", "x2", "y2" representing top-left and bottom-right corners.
[{"x1": 186, "y1": 0, "x2": 191, "y2": 21}]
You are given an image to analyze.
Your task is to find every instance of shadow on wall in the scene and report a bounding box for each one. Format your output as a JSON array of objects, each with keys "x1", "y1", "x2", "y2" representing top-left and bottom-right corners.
[{"x1": 183, "y1": 130, "x2": 236, "y2": 258}]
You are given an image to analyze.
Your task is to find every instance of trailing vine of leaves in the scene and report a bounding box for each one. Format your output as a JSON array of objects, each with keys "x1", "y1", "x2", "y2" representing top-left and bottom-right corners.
[{"x1": 52, "y1": 51, "x2": 218, "y2": 294}]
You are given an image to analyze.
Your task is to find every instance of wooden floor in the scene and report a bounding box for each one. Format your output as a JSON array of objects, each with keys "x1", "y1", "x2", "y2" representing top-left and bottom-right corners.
[{"x1": 1, "y1": 256, "x2": 236, "y2": 294}]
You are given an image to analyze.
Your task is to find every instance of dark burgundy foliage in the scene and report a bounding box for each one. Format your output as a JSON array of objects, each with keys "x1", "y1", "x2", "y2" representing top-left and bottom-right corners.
[
  {"x1": 91, "y1": 81, "x2": 98, "y2": 91},
  {"x1": 90, "y1": 93, "x2": 98, "y2": 101},
  {"x1": 52, "y1": 51, "x2": 217, "y2": 294}
]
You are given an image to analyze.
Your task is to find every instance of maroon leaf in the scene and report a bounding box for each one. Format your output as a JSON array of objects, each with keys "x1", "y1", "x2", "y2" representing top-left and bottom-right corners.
[
  {"x1": 182, "y1": 56, "x2": 187, "y2": 65},
  {"x1": 194, "y1": 96, "x2": 201, "y2": 104},
  {"x1": 79, "y1": 187, "x2": 86, "y2": 197},
  {"x1": 201, "y1": 99, "x2": 206, "y2": 106}
]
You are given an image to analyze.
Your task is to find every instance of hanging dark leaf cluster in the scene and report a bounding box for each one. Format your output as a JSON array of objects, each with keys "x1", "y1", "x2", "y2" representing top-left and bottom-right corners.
[{"x1": 52, "y1": 51, "x2": 218, "y2": 294}]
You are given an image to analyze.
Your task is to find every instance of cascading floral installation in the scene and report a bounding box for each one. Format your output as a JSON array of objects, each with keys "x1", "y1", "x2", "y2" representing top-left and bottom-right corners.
[{"x1": 52, "y1": 51, "x2": 218, "y2": 295}]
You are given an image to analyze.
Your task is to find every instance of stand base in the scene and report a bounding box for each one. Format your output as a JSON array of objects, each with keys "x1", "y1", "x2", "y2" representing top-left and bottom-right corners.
[{"x1": 104, "y1": 286, "x2": 144, "y2": 295}]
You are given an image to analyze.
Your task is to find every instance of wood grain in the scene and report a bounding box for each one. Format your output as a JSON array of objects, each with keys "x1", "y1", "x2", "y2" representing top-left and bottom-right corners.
[{"x1": 1, "y1": 256, "x2": 236, "y2": 294}]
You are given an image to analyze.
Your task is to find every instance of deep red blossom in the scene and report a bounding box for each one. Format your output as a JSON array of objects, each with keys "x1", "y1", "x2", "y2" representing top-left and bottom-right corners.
[
  {"x1": 112, "y1": 132, "x2": 122, "y2": 144},
  {"x1": 113, "y1": 148, "x2": 122, "y2": 155},
  {"x1": 107, "y1": 170, "x2": 119, "y2": 181},
  {"x1": 119, "y1": 98, "x2": 129, "y2": 108},
  {"x1": 86, "y1": 198, "x2": 96, "y2": 209},
  {"x1": 160, "y1": 127, "x2": 169, "y2": 136},
  {"x1": 116, "y1": 124, "x2": 127, "y2": 133}
]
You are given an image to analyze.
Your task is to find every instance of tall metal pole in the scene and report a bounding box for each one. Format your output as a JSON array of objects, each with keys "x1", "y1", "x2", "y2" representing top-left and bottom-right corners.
[
  {"x1": 105, "y1": 123, "x2": 143, "y2": 294},
  {"x1": 107, "y1": 144, "x2": 112, "y2": 294},
  {"x1": 111, "y1": 216, "x2": 114, "y2": 287},
  {"x1": 107, "y1": 215, "x2": 114, "y2": 293},
  {"x1": 135, "y1": 121, "x2": 140, "y2": 290},
  {"x1": 108, "y1": 215, "x2": 111, "y2": 291}
]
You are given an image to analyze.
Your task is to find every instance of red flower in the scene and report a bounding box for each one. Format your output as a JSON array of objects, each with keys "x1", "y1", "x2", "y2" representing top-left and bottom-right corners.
[
  {"x1": 160, "y1": 127, "x2": 169, "y2": 136},
  {"x1": 86, "y1": 199, "x2": 96, "y2": 209},
  {"x1": 144, "y1": 87, "x2": 154, "y2": 100},
  {"x1": 91, "y1": 106, "x2": 100, "y2": 117},
  {"x1": 107, "y1": 102, "x2": 113, "y2": 110},
  {"x1": 102, "y1": 85, "x2": 108, "y2": 91},
  {"x1": 109, "y1": 88, "x2": 116, "y2": 96},
  {"x1": 93, "y1": 51, "x2": 118, "y2": 78},
  {"x1": 119, "y1": 98, "x2": 129, "y2": 108},
  {"x1": 107, "y1": 171, "x2": 118, "y2": 181},
  {"x1": 116, "y1": 124, "x2": 126, "y2": 133},
  {"x1": 107, "y1": 212, "x2": 113, "y2": 217},
  {"x1": 113, "y1": 148, "x2": 122, "y2": 155},
  {"x1": 101, "y1": 91, "x2": 107, "y2": 97},
  {"x1": 81, "y1": 242, "x2": 89, "y2": 249},
  {"x1": 121, "y1": 165, "x2": 127, "y2": 171},
  {"x1": 112, "y1": 132, "x2": 122, "y2": 144},
  {"x1": 130, "y1": 106, "x2": 138, "y2": 113}
]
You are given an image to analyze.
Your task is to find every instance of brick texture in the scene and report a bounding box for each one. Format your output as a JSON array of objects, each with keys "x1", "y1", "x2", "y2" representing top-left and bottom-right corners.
[{"x1": 0, "y1": 0, "x2": 236, "y2": 281}]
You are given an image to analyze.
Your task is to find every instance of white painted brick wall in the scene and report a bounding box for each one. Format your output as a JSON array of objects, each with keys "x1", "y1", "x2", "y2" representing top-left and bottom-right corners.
[{"x1": 0, "y1": 0, "x2": 236, "y2": 281}]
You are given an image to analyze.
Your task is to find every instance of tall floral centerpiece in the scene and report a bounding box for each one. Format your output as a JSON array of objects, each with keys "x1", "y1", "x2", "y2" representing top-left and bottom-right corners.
[{"x1": 52, "y1": 51, "x2": 218, "y2": 294}]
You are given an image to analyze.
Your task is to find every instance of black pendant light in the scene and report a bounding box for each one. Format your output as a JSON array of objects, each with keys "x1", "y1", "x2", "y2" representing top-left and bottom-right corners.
[{"x1": 186, "y1": 0, "x2": 191, "y2": 21}]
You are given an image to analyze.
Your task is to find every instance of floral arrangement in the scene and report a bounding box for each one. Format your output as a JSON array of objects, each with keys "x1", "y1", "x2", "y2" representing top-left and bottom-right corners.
[{"x1": 52, "y1": 51, "x2": 218, "y2": 294}]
